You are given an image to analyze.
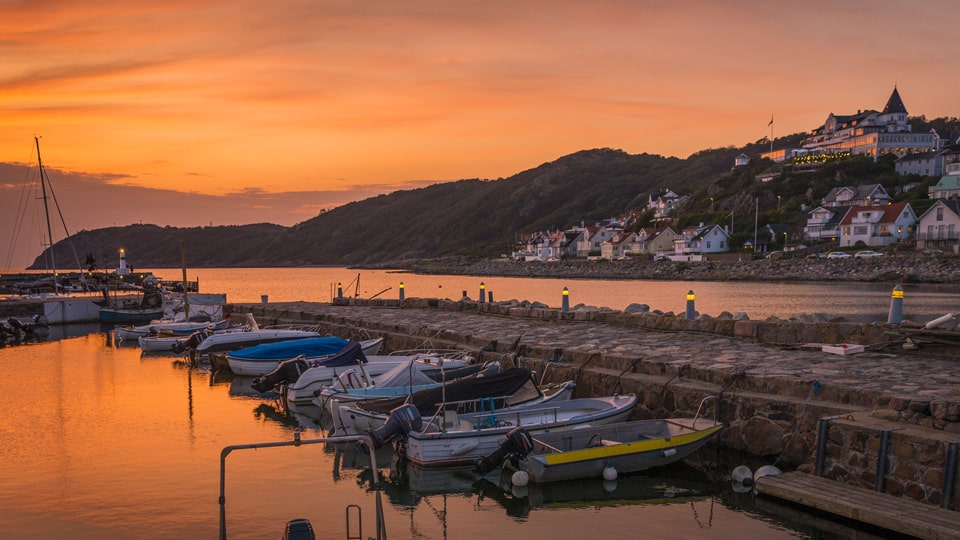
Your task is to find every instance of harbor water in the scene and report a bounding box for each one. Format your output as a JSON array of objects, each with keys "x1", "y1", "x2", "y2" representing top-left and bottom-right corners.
[
  {"x1": 1, "y1": 267, "x2": 952, "y2": 539},
  {"x1": 161, "y1": 266, "x2": 959, "y2": 325}
]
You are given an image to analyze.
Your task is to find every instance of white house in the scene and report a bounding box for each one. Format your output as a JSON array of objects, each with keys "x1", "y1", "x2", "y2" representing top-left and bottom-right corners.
[
  {"x1": 600, "y1": 232, "x2": 638, "y2": 260},
  {"x1": 916, "y1": 200, "x2": 960, "y2": 253},
  {"x1": 673, "y1": 224, "x2": 730, "y2": 256},
  {"x1": 647, "y1": 190, "x2": 686, "y2": 221},
  {"x1": 838, "y1": 202, "x2": 915, "y2": 247},
  {"x1": 803, "y1": 206, "x2": 851, "y2": 241},
  {"x1": 575, "y1": 224, "x2": 623, "y2": 257},
  {"x1": 822, "y1": 184, "x2": 890, "y2": 208}
]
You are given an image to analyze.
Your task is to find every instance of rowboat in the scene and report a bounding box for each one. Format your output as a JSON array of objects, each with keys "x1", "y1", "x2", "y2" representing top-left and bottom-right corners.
[
  {"x1": 225, "y1": 336, "x2": 385, "y2": 376},
  {"x1": 475, "y1": 416, "x2": 722, "y2": 483},
  {"x1": 365, "y1": 391, "x2": 636, "y2": 467}
]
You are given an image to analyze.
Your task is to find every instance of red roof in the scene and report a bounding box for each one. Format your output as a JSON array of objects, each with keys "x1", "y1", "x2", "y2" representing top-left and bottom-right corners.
[{"x1": 838, "y1": 201, "x2": 909, "y2": 225}]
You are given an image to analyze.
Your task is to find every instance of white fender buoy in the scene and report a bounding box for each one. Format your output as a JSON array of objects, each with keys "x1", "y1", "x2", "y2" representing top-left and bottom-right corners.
[
  {"x1": 731, "y1": 465, "x2": 753, "y2": 494},
  {"x1": 602, "y1": 464, "x2": 618, "y2": 481},
  {"x1": 511, "y1": 470, "x2": 529, "y2": 487},
  {"x1": 754, "y1": 465, "x2": 782, "y2": 483}
]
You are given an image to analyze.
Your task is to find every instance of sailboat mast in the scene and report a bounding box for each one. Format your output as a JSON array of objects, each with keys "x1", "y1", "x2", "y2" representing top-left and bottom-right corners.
[{"x1": 35, "y1": 136, "x2": 57, "y2": 290}]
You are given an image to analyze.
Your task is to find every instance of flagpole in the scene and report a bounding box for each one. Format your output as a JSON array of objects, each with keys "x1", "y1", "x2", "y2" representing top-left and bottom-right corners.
[{"x1": 769, "y1": 115, "x2": 774, "y2": 153}]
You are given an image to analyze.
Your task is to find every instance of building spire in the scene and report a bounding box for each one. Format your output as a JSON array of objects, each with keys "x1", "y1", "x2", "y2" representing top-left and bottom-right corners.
[{"x1": 882, "y1": 86, "x2": 907, "y2": 115}]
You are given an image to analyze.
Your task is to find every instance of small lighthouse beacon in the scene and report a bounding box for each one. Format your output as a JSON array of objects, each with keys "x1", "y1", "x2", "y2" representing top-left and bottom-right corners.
[{"x1": 117, "y1": 248, "x2": 130, "y2": 276}]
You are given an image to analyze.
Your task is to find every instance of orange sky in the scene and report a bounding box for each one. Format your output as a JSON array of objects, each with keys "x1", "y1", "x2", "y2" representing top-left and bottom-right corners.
[{"x1": 2, "y1": 1, "x2": 959, "y2": 269}]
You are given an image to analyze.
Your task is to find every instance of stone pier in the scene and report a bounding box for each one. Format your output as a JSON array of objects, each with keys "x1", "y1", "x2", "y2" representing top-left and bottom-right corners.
[{"x1": 231, "y1": 296, "x2": 960, "y2": 510}]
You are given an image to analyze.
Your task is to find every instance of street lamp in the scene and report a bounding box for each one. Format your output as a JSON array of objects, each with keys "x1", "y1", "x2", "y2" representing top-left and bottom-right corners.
[
  {"x1": 777, "y1": 195, "x2": 781, "y2": 209},
  {"x1": 783, "y1": 232, "x2": 788, "y2": 245}
]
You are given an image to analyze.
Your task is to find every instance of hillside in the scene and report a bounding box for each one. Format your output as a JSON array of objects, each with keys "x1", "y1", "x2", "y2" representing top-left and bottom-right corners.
[{"x1": 29, "y1": 117, "x2": 959, "y2": 269}]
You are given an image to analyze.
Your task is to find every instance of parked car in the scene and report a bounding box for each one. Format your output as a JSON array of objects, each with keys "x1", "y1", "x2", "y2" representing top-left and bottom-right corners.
[
  {"x1": 854, "y1": 250, "x2": 884, "y2": 258},
  {"x1": 922, "y1": 248, "x2": 944, "y2": 255},
  {"x1": 826, "y1": 251, "x2": 852, "y2": 259},
  {"x1": 807, "y1": 252, "x2": 826, "y2": 259}
]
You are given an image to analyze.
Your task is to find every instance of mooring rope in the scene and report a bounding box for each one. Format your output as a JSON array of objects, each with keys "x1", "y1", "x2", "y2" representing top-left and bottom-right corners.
[{"x1": 772, "y1": 379, "x2": 821, "y2": 468}]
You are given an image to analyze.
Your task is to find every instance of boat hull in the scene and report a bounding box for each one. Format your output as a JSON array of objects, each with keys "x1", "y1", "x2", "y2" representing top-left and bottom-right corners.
[
  {"x1": 285, "y1": 354, "x2": 466, "y2": 404},
  {"x1": 227, "y1": 338, "x2": 385, "y2": 376},
  {"x1": 193, "y1": 329, "x2": 323, "y2": 356},
  {"x1": 330, "y1": 380, "x2": 576, "y2": 437},
  {"x1": 519, "y1": 417, "x2": 723, "y2": 483},
  {"x1": 99, "y1": 308, "x2": 166, "y2": 323},
  {"x1": 403, "y1": 393, "x2": 638, "y2": 467}
]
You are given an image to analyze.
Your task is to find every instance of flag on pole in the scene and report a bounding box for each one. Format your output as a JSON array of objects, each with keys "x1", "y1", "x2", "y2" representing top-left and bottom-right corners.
[{"x1": 768, "y1": 115, "x2": 774, "y2": 127}]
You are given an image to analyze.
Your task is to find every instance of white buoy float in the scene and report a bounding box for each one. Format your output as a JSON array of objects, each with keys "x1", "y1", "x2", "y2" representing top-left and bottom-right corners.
[
  {"x1": 731, "y1": 465, "x2": 754, "y2": 493},
  {"x1": 754, "y1": 465, "x2": 782, "y2": 483},
  {"x1": 602, "y1": 464, "x2": 618, "y2": 481},
  {"x1": 511, "y1": 470, "x2": 529, "y2": 487}
]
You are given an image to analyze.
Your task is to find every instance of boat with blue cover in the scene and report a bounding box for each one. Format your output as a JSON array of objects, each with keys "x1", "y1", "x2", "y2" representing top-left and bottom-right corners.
[{"x1": 226, "y1": 336, "x2": 385, "y2": 376}]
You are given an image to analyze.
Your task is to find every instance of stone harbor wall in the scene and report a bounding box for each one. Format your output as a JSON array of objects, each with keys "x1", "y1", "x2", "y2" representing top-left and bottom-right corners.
[{"x1": 233, "y1": 297, "x2": 960, "y2": 509}]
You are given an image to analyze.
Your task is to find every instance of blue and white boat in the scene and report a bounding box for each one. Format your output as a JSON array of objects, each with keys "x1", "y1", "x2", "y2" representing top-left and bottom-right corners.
[{"x1": 226, "y1": 336, "x2": 385, "y2": 376}]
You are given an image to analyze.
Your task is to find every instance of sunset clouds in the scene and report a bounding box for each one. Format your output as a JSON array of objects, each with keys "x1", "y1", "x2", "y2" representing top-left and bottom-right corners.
[{"x1": 1, "y1": 0, "x2": 958, "y2": 267}]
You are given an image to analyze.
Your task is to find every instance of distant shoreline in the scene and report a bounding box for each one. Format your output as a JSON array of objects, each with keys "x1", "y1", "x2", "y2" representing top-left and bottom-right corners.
[{"x1": 378, "y1": 255, "x2": 960, "y2": 284}]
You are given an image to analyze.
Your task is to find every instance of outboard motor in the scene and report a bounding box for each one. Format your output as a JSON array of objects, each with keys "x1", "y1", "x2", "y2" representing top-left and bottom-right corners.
[
  {"x1": 368, "y1": 404, "x2": 423, "y2": 449},
  {"x1": 251, "y1": 357, "x2": 310, "y2": 393},
  {"x1": 171, "y1": 328, "x2": 210, "y2": 354},
  {"x1": 473, "y1": 427, "x2": 535, "y2": 474}
]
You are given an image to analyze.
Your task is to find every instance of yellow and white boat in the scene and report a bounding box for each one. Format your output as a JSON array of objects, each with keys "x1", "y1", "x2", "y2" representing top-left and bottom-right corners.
[{"x1": 476, "y1": 417, "x2": 723, "y2": 483}]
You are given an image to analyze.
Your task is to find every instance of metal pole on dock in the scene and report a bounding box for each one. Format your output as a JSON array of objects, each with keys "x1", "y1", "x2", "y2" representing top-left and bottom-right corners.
[
  {"x1": 685, "y1": 290, "x2": 696, "y2": 320},
  {"x1": 479, "y1": 282, "x2": 486, "y2": 303},
  {"x1": 887, "y1": 284, "x2": 903, "y2": 324},
  {"x1": 399, "y1": 282, "x2": 404, "y2": 301},
  {"x1": 562, "y1": 287, "x2": 569, "y2": 312},
  {"x1": 337, "y1": 282, "x2": 343, "y2": 299}
]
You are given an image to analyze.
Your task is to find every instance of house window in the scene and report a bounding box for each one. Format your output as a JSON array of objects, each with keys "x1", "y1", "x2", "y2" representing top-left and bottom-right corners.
[
  {"x1": 937, "y1": 207, "x2": 944, "y2": 221},
  {"x1": 854, "y1": 226, "x2": 868, "y2": 235},
  {"x1": 706, "y1": 241, "x2": 711, "y2": 249}
]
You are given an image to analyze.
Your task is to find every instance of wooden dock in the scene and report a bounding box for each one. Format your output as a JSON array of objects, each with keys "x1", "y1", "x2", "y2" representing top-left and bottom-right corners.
[{"x1": 755, "y1": 471, "x2": 960, "y2": 540}]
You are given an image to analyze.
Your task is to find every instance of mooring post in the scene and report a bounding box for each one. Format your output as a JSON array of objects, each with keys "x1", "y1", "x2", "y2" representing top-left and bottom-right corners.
[
  {"x1": 944, "y1": 442, "x2": 960, "y2": 509},
  {"x1": 685, "y1": 290, "x2": 696, "y2": 320},
  {"x1": 815, "y1": 418, "x2": 830, "y2": 476},
  {"x1": 399, "y1": 281, "x2": 404, "y2": 302},
  {"x1": 337, "y1": 282, "x2": 343, "y2": 299},
  {"x1": 887, "y1": 284, "x2": 903, "y2": 324},
  {"x1": 876, "y1": 429, "x2": 891, "y2": 492},
  {"x1": 479, "y1": 282, "x2": 486, "y2": 303},
  {"x1": 562, "y1": 286, "x2": 569, "y2": 312}
]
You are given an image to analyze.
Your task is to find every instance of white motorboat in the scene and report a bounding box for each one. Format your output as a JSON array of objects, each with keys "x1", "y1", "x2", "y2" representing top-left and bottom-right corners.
[
  {"x1": 330, "y1": 368, "x2": 576, "y2": 437},
  {"x1": 262, "y1": 351, "x2": 472, "y2": 405},
  {"x1": 372, "y1": 393, "x2": 638, "y2": 468},
  {"x1": 316, "y1": 359, "x2": 498, "y2": 412},
  {"x1": 117, "y1": 317, "x2": 230, "y2": 342}
]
